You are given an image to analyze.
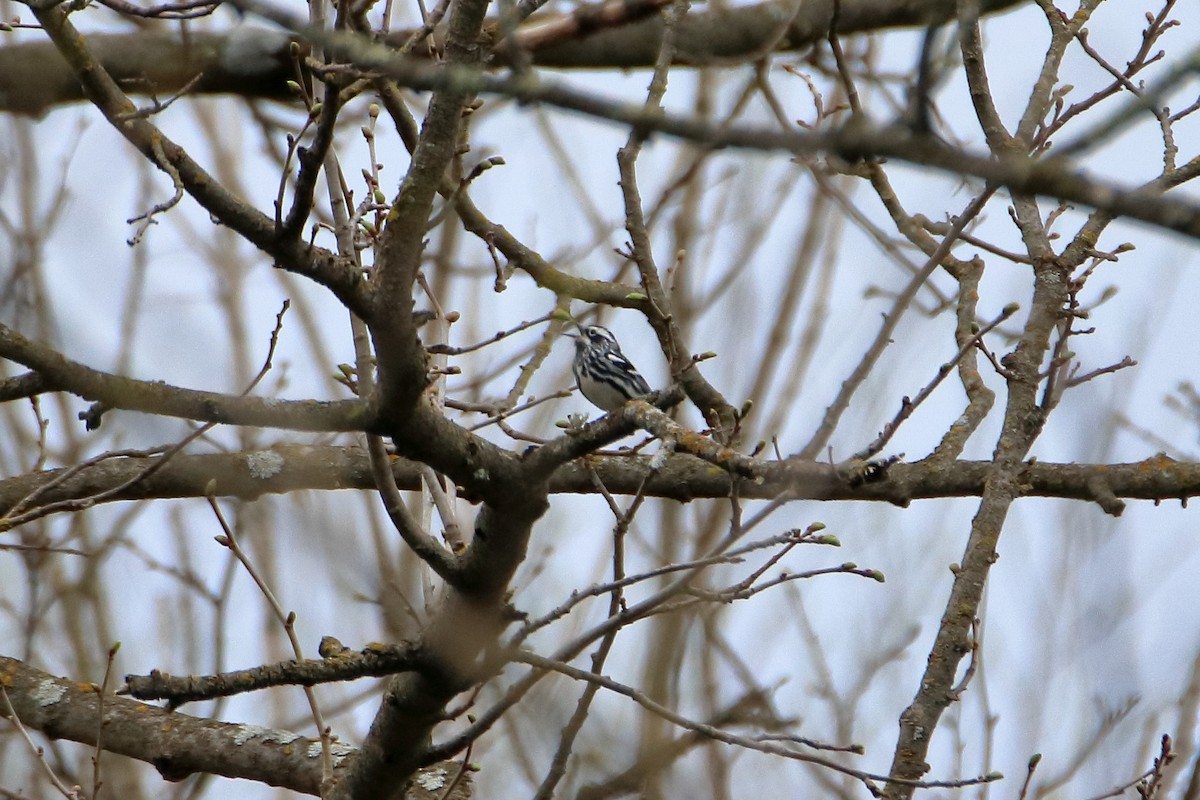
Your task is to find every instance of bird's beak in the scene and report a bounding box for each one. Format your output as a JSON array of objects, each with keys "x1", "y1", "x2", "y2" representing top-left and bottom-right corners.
[{"x1": 560, "y1": 320, "x2": 584, "y2": 340}]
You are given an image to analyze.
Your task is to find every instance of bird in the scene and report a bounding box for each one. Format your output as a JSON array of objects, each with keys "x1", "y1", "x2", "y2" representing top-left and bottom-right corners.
[{"x1": 571, "y1": 324, "x2": 653, "y2": 412}]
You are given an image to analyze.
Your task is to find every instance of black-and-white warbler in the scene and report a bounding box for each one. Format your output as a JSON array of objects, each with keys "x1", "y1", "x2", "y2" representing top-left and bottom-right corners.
[{"x1": 572, "y1": 324, "x2": 652, "y2": 412}]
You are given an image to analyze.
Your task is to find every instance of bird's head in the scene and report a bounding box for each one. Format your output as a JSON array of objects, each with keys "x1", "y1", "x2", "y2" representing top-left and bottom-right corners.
[{"x1": 573, "y1": 324, "x2": 618, "y2": 352}]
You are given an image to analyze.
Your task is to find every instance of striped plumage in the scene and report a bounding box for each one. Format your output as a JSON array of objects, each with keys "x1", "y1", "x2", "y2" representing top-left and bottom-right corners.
[{"x1": 572, "y1": 325, "x2": 652, "y2": 412}]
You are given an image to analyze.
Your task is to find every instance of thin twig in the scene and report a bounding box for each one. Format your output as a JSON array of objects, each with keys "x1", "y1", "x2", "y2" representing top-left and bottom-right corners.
[
  {"x1": 427, "y1": 313, "x2": 556, "y2": 356},
  {"x1": 853, "y1": 302, "x2": 1018, "y2": 460},
  {"x1": 512, "y1": 650, "x2": 1001, "y2": 793},
  {"x1": 91, "y1": 642, "x2": 119, "y2": 799},
  {"x1": 798, "y1": 186, "x2": 998, "y2": 460},
  {"x1": 206, "y1": 492, "x2": 331, "y2": 778},
  {"x1": 1, "y1": 687, "x2": 83, "y2": 799}
]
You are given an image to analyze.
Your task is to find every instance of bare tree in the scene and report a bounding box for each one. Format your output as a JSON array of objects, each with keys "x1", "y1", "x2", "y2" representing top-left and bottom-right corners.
[{"x1": 2, "y1": 0, "x2": 1199, "y2": 798}]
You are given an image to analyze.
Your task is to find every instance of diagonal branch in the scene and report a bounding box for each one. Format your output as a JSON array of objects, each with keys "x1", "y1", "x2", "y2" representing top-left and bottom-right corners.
[
  {"x1": 883, "y1": 254, "x2": 1071, "y2": 797},
  {"x1": 24, "y1": 3, "x2": 371, "y2": 316}
]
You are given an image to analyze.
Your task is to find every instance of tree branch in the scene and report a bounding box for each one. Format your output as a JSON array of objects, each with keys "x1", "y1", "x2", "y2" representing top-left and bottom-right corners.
[
  {"x1": 884, "y1": 250, "x2": 1070, "y2": 796},
  {"x1": 23, "y1": 4, "x2": 372, "y2": 315},
  {"x1": 0, "y1": 654, "x2": 345, "y2": 794},
  {"x1": 122, "y1": 642, "x2": 426, "y2": 705},
  {"x1": 0, "y1": 322, "x2": 370, "y2": 433},
  {"x1": 0, "y1": 0, "x2": 1028, "y2": 115},
  {"x1": 0, "y1": 654, "x2": 473, "y2": 797},
  {"x1": 14, "y1": 447, "x2": 1200, "y2": 526}
]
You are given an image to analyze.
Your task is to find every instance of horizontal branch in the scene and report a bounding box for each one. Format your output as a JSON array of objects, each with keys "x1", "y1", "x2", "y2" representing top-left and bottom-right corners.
[
  {"x1": 0, "y1": 655, "x2": 471, "y2": 796},
  {"x1": 520, "y1": 0, "x2": 1025, "y2": 69},
  {"x1": 0, "y1": 370, "x2": 50, "y2": 402},
  {"x1": 0, "y1": 319, "x2": 538, "y2": 520},
  {"x1": 0, "y1": 322, "x2": 371, "y2": 433},
  {"x1": 0, "y1": 654, "x2": 341, "y2": 794},
  {"x1": 0, "y1": 0, "x2": 1025, "y2": 115},
  {"x1": 159, "y1": 3, "x2": 1200, "y2": 242},
  {"x1": 5, "y1": 445, "x2": 1198, "y2": 525},
  {"x1": 6, "y1": 4, "x2": 1197, "y2": 241},
  {"x1": 123, "y1": 641, "x2": 426, "y2": 705}
]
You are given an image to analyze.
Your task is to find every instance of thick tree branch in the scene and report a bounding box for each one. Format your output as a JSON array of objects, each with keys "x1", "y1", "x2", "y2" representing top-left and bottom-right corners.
[
  {"x1": 884, "y1": 254, "x2": 1070, "y2": 795},
  {"x1": 0, "y1": 0, "x2": 1026, "y2": 115},
  {"x1": 13, "y1": 4, "x2": 1200, "y2": 243},
  {"x1": 0, "y1": 322, "x2": 370, "y2": 433},
  {"x1": 0, "y1": 655, "x2": 471, "y2": 797},
  {"x1": 0, "y1": 654, "x2": 345, "y2": 794},
  {"x1": 112, "y1": 10, "x2": 1200, "y2": 243},
  {"x1": 324, "y1": 0, "x2": 544, "y2": 795},
  {"x1": 0, "y1": 370, "x2": 50, "y2": 402},
  {"x1": 525, "y1": 0, "x2": 1024, "y2": 68},
  {"x1": 9, "y1": 446, "x2": 1200, "y2": 525}
]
